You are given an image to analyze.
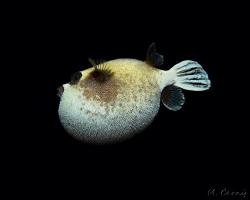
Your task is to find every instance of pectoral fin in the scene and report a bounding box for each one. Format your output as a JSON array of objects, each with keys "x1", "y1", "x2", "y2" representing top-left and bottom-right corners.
[
  {"x1": 146, "y1": 42, "x2": 164, "y2": 66},
  {"x1": 161, "y1": 85, "x2": 185, "y2": 111}
]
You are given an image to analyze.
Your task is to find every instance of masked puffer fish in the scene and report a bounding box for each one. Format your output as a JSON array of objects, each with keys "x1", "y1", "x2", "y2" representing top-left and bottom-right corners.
[{"x1": 57, "y1": 43, "x2": 211, "y2": 144}]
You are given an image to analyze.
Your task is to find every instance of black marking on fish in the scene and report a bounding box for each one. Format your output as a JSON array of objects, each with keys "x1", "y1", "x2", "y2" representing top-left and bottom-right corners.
[
  {"x1": 70, "y1": 71, "x2": 82, "y2": 85},
  {"x1": 146, "y1": 42, "x2": 164, "y2": 67},
  {"x1": 88, "y1": 58, "x2": 113, "y2": 82}
]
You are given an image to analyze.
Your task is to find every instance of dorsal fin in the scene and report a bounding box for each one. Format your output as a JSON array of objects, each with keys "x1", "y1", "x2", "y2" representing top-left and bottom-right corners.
[{"x1": 146, "y1": 42, "x2": 164, "y2": 67}]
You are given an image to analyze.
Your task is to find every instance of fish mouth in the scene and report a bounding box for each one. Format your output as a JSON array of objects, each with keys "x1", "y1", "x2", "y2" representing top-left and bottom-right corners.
[{"x1": 57, "y1": 85, "x2": 64, "y2": 97}]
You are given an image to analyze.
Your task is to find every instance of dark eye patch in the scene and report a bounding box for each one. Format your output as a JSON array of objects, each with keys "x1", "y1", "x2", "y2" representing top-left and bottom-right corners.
[
  {"x1": 70, "y1": 71, "x2": 82, "y2": 85},
  {"x1": 90, "y1": 70, "x2": 112, "y2": 82}
]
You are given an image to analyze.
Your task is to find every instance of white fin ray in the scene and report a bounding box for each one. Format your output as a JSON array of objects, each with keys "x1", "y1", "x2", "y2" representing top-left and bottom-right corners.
[{"x1": 170, "y1": 60, "x2": 211, "y2": 91}]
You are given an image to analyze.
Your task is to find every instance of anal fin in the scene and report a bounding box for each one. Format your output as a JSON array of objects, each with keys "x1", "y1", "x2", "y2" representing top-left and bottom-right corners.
[{"x1": 161, "y1": 85, "x2": 185, "y2": 111}]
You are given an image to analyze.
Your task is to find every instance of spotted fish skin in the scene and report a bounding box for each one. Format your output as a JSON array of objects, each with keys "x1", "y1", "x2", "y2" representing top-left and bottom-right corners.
[
  {"x1": 58, "y1": 45, "x2": 211, "y2": 144},
  {"x1": 59, "y1": 59, "x2": 163, "y2": 144}
]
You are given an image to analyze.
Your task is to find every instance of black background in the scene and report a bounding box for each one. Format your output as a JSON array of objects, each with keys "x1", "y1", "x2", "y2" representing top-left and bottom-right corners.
[{"x1": 6, "y1": 1, "x2": 249, "y2": 198}]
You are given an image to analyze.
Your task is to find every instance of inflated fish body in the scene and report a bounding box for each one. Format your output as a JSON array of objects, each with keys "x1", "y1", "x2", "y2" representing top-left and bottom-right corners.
[{"x1": 58, "y1": 43, "x2": 211, "y2": 143}]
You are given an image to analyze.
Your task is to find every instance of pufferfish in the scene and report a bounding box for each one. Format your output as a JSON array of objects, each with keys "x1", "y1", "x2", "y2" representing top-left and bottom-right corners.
[{"x1": 57, "y1": 43, "x2": 211, "y2": 144}]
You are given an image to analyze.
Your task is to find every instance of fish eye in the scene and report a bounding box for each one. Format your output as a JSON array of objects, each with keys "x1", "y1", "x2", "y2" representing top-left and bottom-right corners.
[
  {"x1": 70, "y1": 71, "x2": 82, "y2": 85},
  {"x1": 90, "y1": 69, "x2": 112, "y2": 82}
]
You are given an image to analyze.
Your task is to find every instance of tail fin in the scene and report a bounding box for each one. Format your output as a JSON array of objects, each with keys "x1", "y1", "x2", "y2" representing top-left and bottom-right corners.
[
  {"x1": 170, "y1": 60, "x2": 211, "y2": 91},
  {"x1": 161, "y1": 60, "x2": 211, "y2": 111}
]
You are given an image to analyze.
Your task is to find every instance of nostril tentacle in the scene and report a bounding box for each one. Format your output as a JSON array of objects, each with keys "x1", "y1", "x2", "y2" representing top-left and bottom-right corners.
[{"x1": 70, "y1": 71, "x2": 82, "y2": 85}]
